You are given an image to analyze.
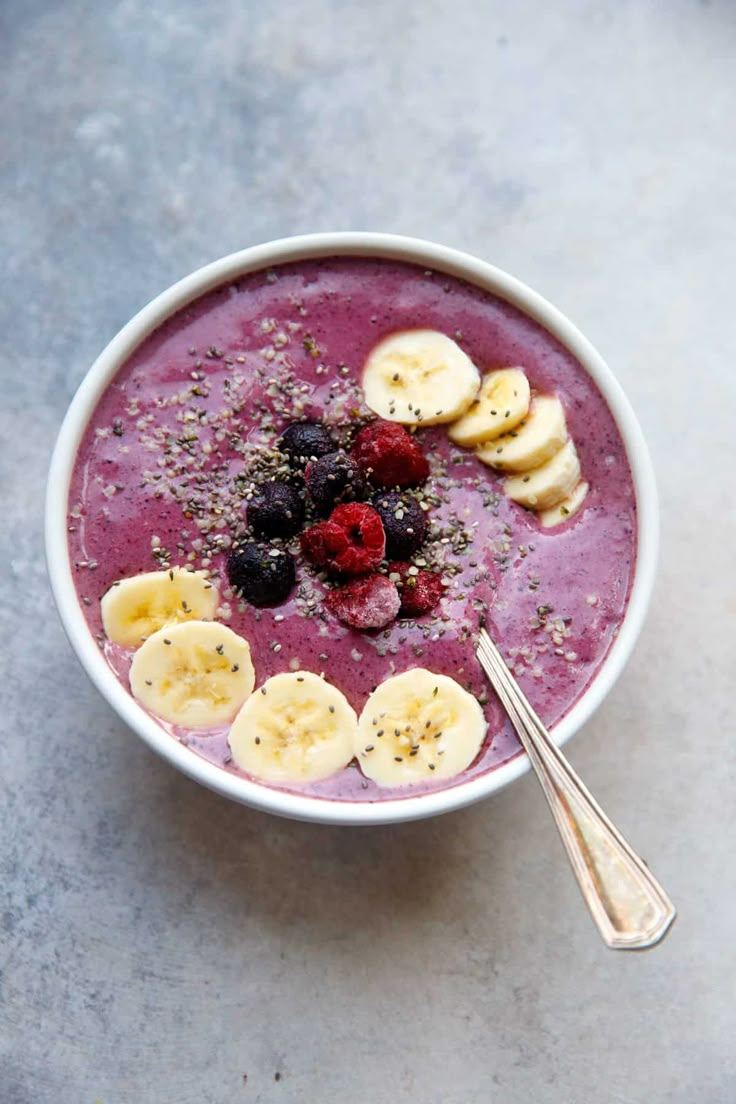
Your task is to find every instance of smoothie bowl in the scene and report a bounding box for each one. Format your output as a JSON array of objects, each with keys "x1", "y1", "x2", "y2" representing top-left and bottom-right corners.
[{"x1": 46, "y1": 233, "x2": 657, "y2": 825}]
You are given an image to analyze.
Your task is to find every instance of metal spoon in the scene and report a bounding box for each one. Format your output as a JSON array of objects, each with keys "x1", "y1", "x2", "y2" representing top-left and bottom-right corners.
[{"x1": 476, "y1": 628, "x2": 676, "y2": 950}]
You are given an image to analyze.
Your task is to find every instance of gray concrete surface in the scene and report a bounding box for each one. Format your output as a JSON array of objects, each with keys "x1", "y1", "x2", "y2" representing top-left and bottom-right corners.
[{"x1": 2, "y1": 2, "x2": 734, "y2": 1101}]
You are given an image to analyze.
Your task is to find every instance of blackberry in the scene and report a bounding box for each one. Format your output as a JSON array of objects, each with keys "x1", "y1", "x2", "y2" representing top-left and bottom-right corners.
[
  {"x1": 247, "y1": 480, "x2": 305, "y2": 538},
  {"x1": 278, "y1": 421, "x2": 335, "y2": 469},
  {"x1": 372, "y1": 491, "x2": 427, "y2": 558},
  {"x1": 305, "y1": 450, "x2": 367, "y2": 514},
  {"x1": 227, "y1": 543, "x2": 296, "y2": 607}
]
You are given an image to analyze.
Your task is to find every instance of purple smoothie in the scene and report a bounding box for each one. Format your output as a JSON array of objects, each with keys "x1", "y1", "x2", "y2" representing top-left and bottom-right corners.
[{"x1": 68, "y1": 257, "x2": 636, "y2": 801}]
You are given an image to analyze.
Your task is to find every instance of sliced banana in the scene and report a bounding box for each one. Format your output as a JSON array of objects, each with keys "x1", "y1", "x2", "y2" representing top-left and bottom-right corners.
[
  {"x1": 475, "y1": 394, "x2": 567, "y2": 472},
  {"x1": 362, "y1": 329, "x2": 480, "y2": 426},
  {"x1": 130, "y1": 620, "x2": 255, "y2": 728},
  {"x1": 228, "y1": 671, "x2": 357, "y2": 783},
  {"x1": 505, "y1": 440, "x2": 581, "y2": 510},
  {"x1": 538, "y1": 480, "x2": 589, "y2": 528},
  {"x1": 355, "y1": 669, "x2": 487, "y2": 788},
  {"x1": 447, "y1": 367, "x2": 530, "y2": 447},
  {"x1": 101, "y1": 567, "x2": 219, "y2": 648}
]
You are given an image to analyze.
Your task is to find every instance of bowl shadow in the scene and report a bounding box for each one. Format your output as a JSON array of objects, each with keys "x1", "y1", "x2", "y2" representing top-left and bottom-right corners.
[{"x1": 136, "y1": 741, "x2": 529, "y2": 944}]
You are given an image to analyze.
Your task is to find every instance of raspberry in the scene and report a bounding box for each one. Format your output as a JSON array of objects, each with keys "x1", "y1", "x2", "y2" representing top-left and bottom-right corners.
[
  {"x1": 247, "y1": 480, "x2": 305, "y2": 538},
  {"x1": 300, "y1": 503, "x2": 385, "y2": 575},
  {"x1": 352, "y1": 420, "x2": 429, "y2": 488},
  {"x1": 325, "y1": 574, "x2": 400, "y2": 630},
  {"x1": 372, "y1": 491, "x2": 428, "y2": 558},
  {"x1": 278, "y1": 422, "x2": 335, "y2": 469},
  {"x1": 388, "y1": 561, "x2": 445, "y2": 617},
  {"x1": 300, "y1": 519, "x2": 346, "y2": 568},
  {"x1": 227, "y1": 543, "x2": 296, "y2": 607},
  {"x1": 305, "y1": 450, "x2": 367, "y2": 514}
]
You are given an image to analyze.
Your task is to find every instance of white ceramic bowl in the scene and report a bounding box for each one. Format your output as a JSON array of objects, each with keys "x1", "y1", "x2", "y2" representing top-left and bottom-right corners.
[{"x1": 46, "y1": 232, "x2": 658, "y2": 825}]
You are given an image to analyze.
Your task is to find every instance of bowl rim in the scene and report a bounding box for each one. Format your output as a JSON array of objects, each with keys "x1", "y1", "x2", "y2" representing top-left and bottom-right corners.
[{"x1": 45, "y1": 231, "x2": 658, "y2": 825}]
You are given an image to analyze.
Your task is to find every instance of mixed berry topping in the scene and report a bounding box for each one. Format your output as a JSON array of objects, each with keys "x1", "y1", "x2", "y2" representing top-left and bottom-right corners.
[
  {"x1": 137, "y1": 384, "x2": 443, "y2": 627},
  {"x1": 230, "y1": 417, "x2": 437, "y2": 624},
  {"x1": 227, "y1": 543, "x2": 296, "y2": 607},
  {"x1": 247, "y1": 480, "x2": 305, "y2": 538},
  {"x1": 372, "y1": 491, "x2": 428, "y2": 559},
  {"x1": 278, "y1": 421, "x2": 335, "y2": 469},
  {"x1": 325, "y1": 574, "x2": 401, "y2": 630},
  {"x1": 388, "y1": 561, "x2": 445, "y2": 617},
  {"x1": 305, "y1": 450, "x2": 368, "y2": 514},
  {"x1": 352, "y1": 420, "x2": 429, "y2": 488},
  {"x1": 300, "y1": 503, "x2": 385, "y2": 575}
]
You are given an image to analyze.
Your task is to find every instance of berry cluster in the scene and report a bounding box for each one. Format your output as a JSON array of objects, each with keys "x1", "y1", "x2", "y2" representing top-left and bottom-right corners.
[{"x1": 227, "y1": 418, "x2": 444, "y2": 628}]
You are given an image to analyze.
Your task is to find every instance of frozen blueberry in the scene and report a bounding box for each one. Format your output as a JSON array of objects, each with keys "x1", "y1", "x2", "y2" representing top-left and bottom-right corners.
[
  {"x1": 227, "y1": 543, "x2": 296, "y2": 607},
  {"x1": 247, "y1": 481, "x2": 305, "y2": 538},
  {"x1": 305, "y1": 450, "x2": 368, "y2": 514},
  {"x1": 372, "y1": 491, "x2": 428, "y2": 558},
  {"x1": 278, "y1": 422, "x2": 335, "y2": 469}
]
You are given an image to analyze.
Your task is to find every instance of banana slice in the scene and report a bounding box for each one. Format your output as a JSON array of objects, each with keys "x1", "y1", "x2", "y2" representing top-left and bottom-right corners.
[
  {"x1": 101, "y1": 567, "x2": 219, "y2": 647},
  {"x1": 362, "y1": 329, "x2": 480, "y2": 425},
  {"x1": 538, "y1": 480, "x2": 589, "y2": 528},
  {"x1": 505, "y1": 440, "x2": 581, "y2": 510},
  {"x1": 130, "y1": 620, "x2": 255, "y2": 728},
  {"x1": 447, "y1": 368, "x2": 531, "y2": 446},
  {"x1": 355, "y1": 669, "x2": 487, "y2": 788},
  {"x1": 228, "y1": 671, "x2": 357, "y2": 783},
  {"x1": 475, "y1": 394, "x2": 567, "y2": 472}
]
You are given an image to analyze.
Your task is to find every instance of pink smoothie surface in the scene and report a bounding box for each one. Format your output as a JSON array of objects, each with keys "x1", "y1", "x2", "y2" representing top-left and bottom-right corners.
[{"x1": 67, "y1": 257, "x2": 637, "y2": 802}]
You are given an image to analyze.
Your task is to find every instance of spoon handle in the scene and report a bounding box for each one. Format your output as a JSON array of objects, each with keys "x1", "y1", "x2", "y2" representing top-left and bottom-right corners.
[{"x1": 477, "y1": 630, "x2": 676, "y2": 950}]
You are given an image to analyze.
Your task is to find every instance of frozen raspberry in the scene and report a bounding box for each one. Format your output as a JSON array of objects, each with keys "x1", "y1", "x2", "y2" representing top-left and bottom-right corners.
[
  {"x1": 247, "y1": 480, "x2": 305, "y2": 538},
  {"x1": 278, "y1": 421, "x2": 335, "y2": 469},
  {"x1": 372, "y1": 491, "x2": 428, "y2": 558},
  {"x1": 300, "y1": 503, "x2": 385, "y2": 575},
  {"x1": 227, "y1": 543, "x2": 296, "y2": 607},
  {"x1": 388, "y1": 561, "x2": 445, "y2": 617},
  {"x1": 300, "y1": 519, "x2": 345, "y2": 568},
  {"x1": 352, "y1": 420, "x2": 429, "y2": 488},
  {"x1": 325, "y1": 574, "x2": 400, "y2": 630},
  {"x1": 305, "y1": 450, "x2": 367, "y2": 514}
]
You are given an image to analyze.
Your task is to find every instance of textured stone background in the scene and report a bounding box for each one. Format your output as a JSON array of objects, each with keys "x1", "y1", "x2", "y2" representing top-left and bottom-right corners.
[{"x1": 1, "y1": 2, "x2": 735, "y2": 1102}]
